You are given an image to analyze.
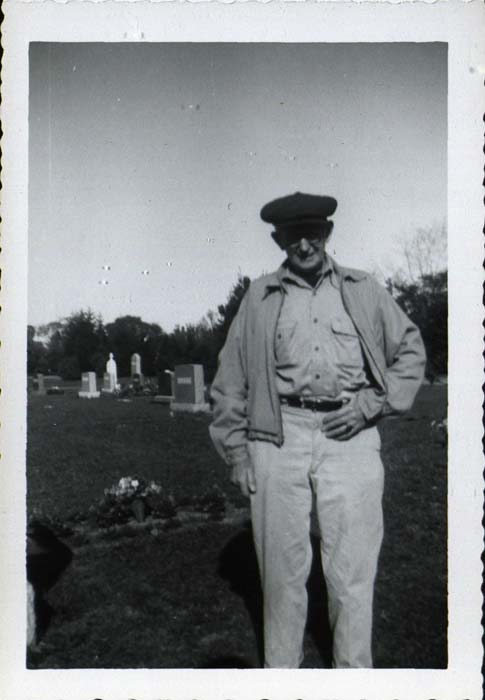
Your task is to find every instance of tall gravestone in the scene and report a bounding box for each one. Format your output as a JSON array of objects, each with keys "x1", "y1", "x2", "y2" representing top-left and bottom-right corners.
[
  {"x1": 170, "y1": 364, "x2": 210, "y2": 413},
  {"x1": 130, "y1": 353, "x2": 142, "y2": 378},
  {"x1": 78, "y1": 372, "x2": 100, "y2": 399},
  {"x1": 32, "y1": 373, "x2": 46, "y2": 396},
  {"x1": 102, "y1": 353, "x2": 118, "y2": 394},
  {"x1": 107, "y1": 353, "x2": 118, "y2": 384},
  {"x1": 131, "y1": 353, "x2": 143, "y2": 390}
]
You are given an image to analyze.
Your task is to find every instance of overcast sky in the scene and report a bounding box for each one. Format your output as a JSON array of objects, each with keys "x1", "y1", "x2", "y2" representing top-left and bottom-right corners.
[{"x1": 29, "y1": 42, "x2": 447, "y2": 332}]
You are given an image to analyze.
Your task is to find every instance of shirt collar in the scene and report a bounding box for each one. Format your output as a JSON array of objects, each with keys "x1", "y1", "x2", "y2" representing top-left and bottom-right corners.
[
  {"x1": 277, "y1": 254, "x2": 335, "y2": 290},
  {"x1": 262, "y1": 255, "x2": 368, "y2": 298}
]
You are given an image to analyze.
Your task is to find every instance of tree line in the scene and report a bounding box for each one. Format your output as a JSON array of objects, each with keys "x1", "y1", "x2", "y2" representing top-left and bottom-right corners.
[
  {"x1": 28, "y1": 266, "x2": 446, "y2": 384},
  {"x1": 27, "y1": 276, "x2": 252, "y2": 385}
]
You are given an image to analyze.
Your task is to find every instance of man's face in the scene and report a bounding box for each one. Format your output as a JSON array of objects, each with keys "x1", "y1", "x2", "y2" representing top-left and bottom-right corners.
[{"x1": 275, "y1": 223, "x2": 329, "y2": 277}]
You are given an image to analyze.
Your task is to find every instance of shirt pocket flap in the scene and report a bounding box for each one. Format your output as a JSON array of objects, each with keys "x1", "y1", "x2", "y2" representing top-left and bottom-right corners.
[
  {"x1": 275, "y1": 321, "x2": 296, "y2": 340},
  {"x1": 331, "y1": 317, "x2": 358, "y2": 336}
]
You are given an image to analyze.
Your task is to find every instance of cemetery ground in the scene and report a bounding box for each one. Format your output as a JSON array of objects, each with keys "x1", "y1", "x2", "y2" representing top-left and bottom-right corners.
[{"x1": 26, "y1": 383, "x2": 447, "y2": 669}]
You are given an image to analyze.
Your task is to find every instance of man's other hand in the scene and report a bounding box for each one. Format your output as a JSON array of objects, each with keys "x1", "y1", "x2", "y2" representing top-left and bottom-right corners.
[
  {"x1": 230, "y1": 458, "x2": 257, "y2": 497},
  {"x1": 320, "y1": 395, "x2": 367, "y2": 440}
]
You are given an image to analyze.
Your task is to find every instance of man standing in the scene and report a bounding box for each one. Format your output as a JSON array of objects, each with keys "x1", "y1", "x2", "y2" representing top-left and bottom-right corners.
[{"x1": 209, "y1": 192, "x2": 426, "y2": 668}]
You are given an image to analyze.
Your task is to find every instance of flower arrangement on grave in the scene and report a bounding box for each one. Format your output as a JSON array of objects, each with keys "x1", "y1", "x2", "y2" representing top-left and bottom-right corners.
[
  {"x1": 104, "y1": 476, "x2": 161, "y2": 503},
  {"x1": 112, "y1": 380, "x2": 158, "y2": 398},
  {"x1": 92, "y1": 477, "x2": 227, "y2": 529},
  {"x1": 95, "y1": 476, "x2": 172, "y2": 526}
]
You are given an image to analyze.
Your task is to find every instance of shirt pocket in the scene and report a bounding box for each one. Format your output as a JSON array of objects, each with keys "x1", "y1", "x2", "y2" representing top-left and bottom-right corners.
[
  {"x1": 330, "y1": 317, "x2": 363, "y2": 370},
  {"x1": 275, "y1": 321, "x2": 298, "y2": 367}
]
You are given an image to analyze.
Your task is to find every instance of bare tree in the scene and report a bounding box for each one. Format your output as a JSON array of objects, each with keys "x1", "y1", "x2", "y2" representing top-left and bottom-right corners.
[{"x1": 394, "y1": 221, "x2": 447, "y2": 284}]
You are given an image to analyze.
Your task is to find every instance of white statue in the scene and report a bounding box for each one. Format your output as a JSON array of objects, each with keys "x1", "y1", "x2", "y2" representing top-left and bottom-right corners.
[{"x1": 106, "y1": 353, "x2": 118, "y2": 384}]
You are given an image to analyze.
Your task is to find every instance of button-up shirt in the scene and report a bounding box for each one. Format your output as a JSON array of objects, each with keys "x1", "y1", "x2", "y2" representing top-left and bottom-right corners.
[
  {"x1": 210, "y1": 255, "x2": 426, "y2": 463},
  {"x1": 275, "y1": 259, "x2": 370, "y2": 399}
]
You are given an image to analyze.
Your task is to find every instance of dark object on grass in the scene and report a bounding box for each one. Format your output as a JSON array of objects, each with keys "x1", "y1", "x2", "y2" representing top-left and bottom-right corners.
[
  {"x1": 27, "y1": 520, "x2": 73, "y2": 643},
  {"x1": 218, "y1": 522, "x2": 264, "y2": 666},
  {"x1": 306, "y1": 535, "x2": 333, "y2": 667},
  {"x1": 201, "y1": 655, "x2": 253, "y2": 668},
  {"x1": 46, "y1": 387, "x2": 65, "y2": 395},
  {"x1": 27, "y1": 521, "x2": 73, "y2": 590}
]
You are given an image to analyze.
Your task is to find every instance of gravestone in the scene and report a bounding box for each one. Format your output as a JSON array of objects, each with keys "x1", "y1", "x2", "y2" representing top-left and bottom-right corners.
[
  {"x1": 32, "y1": 373, "x2": 46, "y2": 396},
  {"x1": 130, "y1": 353, "x2": 142, "y2": 379},
  {"x1": 101, "y1": 353, "x2": 118, "y2": 394},
  {"x1": 78, "y1": 371, "x2": 100, "y2": 399},
  {"x1": 170, "y1": 364, "x2": 210, "y2": 413},
  {"x1": 102, "y1": 372, "x2": 116, "y2": 394},
  {"x1": 106, "y1": 353, "x2": 118, "y2": 384},
  {"x1": 153, "y1": 370, "x2": 173, "y2": 404},
  {"x1": 157, "y1": 372, "x2": 167, "y2": 395}
]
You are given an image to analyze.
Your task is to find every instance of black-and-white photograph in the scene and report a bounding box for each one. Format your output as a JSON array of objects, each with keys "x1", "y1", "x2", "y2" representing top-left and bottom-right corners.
[
  {"x1": 26, "y1": 41, "x2": 447, "y2": 670},
  {"x1": 2, "y1": 2, "x2": 484, "y2": 699}
]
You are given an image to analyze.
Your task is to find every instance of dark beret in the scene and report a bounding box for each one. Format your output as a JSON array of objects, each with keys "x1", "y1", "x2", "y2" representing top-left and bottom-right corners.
[{"x1": 260, "y1": 191, "x2": 338, "y2": 225}]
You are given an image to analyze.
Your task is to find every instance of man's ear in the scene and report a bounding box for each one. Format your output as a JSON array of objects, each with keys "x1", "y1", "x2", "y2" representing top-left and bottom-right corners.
[
  {"x1": 271, "y1": 230, "x2": 286, "y2": 250},
  {"x1": 324, "y1": 221, "x2": 334, "y2": 241}
]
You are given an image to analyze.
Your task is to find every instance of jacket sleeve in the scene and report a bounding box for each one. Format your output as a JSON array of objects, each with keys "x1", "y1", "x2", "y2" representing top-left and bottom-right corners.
[
  {"x1": 357, "y1": 284, "x2": 427, "y2": 420},
  {"x1": 209, "y1": 293, "x2": 251, "y2": 468}
]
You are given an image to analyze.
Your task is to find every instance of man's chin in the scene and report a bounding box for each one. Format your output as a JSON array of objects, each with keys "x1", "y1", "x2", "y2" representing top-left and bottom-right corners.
[{"x1": 290, "y1": 260, "x2": 323, "y2": 276}]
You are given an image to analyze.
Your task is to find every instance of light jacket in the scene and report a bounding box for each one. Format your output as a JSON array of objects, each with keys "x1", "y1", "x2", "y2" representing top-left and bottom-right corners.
[{"x1": 209, "y1": 257, "x2": 426, "y2": 468}]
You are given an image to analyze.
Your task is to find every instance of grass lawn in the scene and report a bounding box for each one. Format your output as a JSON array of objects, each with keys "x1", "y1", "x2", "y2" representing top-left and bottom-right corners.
[{"x1": 26, "y1": 384, "x2": 447, "y2": 669}]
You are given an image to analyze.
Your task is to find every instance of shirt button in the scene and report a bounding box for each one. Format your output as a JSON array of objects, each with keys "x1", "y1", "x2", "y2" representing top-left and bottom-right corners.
[
  {"x1": 315, "y1": 374, "x2": 321, "y2": 379},
  {"x1": 277, "y1": 333, "x2": 282, "y2": 339},
  {"x1": 313, "y1": 318, "x2": 318, "y2": 323},
  {"x1": 314, "y1": 346, "x2": 319, "y2": 351}
]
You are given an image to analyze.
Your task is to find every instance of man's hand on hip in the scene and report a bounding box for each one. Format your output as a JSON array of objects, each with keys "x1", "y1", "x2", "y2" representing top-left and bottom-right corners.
[
  {"x1": 320, "y1": 394, "x2": 367, "y2": 440},
  {"x1": 230, "y1": 457, "x2": 257, "y2": 497}
]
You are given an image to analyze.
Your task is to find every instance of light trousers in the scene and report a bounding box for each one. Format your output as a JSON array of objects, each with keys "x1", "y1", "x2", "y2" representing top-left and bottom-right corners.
[{"x1": 248, "y1": 405, "x2": 384, "y2": 668}]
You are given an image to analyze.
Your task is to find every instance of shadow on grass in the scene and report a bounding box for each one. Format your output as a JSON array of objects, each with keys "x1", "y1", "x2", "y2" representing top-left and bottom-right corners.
[
  {"x1": 306, "y1": 536, "x2": 333, "y2": 667},
  {"x1": 216, "y1": 521, "x2": 264, "y2": 668},
  {"x1": 215, "y1": 521, "x2": 333, "y2": 669},
  {"x1": 27, "y1": 522, "x2": 74, "y2": 646},
  {"x1": 200, "y1": 655, "x2": 255, "y2": 669}
]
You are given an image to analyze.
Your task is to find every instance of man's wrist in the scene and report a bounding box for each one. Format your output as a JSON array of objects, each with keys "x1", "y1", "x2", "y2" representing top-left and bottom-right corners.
[
  {"x1": 226, "y1": 444, "x2": 250, "y2": 469},
  {"x1": 356, "y1": 389, "x2": 386, "y2": 423}
]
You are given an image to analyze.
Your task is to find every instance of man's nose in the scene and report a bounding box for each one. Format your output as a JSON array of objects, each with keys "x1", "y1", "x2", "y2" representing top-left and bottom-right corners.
[{"x1": 298, "y1": 237, "x2": 311, "y2": 252}]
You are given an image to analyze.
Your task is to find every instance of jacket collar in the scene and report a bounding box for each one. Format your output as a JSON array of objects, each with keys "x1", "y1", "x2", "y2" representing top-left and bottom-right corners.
[{"x1": 330, "y1": 257, "x2": 369, "y2": 282}]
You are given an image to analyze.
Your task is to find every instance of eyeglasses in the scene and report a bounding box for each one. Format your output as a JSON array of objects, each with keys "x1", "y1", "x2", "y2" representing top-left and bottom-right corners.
[{"x1": 284, "y1": 233, "x2": 325, "y2": 249}]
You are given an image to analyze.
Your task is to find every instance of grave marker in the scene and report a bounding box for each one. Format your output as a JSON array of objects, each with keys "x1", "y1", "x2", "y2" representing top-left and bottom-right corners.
[
  {"x1": 32, "y1": 373, "x2": 46, "y2": 395},
  {"x1": 170, "y1": 364, "x2": 210, "y2": 413},
  {"x1": 106, "y1": 353, "x2": 118, "y2": 384},
  {"x1": 102, "y1": 372, "x2": 116, "y2": 394},
  {"x1": 153, "y1": 370, "x2": 173, "y2": 404},
  {"x1": 130, "y1": 353, "x2": 142, "y2": 378},
  {"x1": 78, "y1": 372, "x2": 100, "y2": 399},
  {"x1": 102, "y1": 353, "x2": 118, "y2": 394}
]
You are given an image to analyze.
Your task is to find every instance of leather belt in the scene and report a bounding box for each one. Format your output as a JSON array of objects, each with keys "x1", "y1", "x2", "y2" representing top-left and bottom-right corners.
[{"x1": 279, "y1": 396, "x2": 347, "y2": 412}]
